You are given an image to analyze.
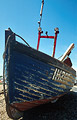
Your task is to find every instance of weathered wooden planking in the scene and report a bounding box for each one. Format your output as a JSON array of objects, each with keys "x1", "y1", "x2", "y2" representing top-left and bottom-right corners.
[
  {"x1": 4, "y1": 34, "x2": 76, "y2": 111},
  {"x1": 14, "y1": 41, "x2": 76, "y2": 76}
]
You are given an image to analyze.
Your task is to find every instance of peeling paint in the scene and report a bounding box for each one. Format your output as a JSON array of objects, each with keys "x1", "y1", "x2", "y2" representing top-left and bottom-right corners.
[{"x1": 4, "y1": 40, "x2": 76, "y2": 110}]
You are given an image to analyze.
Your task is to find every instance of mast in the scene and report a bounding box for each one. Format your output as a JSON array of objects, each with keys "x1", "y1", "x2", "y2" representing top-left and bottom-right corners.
[
  {"x1": 38, "y1": 0, "x2": 44, "y2": 28},
  {"x1": 37, "y1": 0, "x2": 59, "y2": 58}
]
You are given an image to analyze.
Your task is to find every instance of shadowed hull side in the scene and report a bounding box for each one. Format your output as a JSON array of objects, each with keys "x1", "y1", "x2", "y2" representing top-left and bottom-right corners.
[{"x1": 4, "y1": 38, "x2": 76, "y2": 111}]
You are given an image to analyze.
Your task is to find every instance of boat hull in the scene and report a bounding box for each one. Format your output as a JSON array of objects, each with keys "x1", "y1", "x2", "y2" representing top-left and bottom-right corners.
[{"x1": 3, "y1": 36, "x2": 76, "y2": 111}]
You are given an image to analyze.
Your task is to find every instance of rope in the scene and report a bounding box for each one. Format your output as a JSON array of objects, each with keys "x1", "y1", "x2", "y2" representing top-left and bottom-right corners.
[
  {"x1": 58, "y1": 55, "x2": 63, "y2": 60},
  {"x1": 15, "y1": 33, "x2": 30, "y2": 47}
]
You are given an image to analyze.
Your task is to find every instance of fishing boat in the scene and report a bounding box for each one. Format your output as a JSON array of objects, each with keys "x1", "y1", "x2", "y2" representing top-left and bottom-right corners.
[{"x1": 3, "y1": 0, "x2": 76, "y2": 119}]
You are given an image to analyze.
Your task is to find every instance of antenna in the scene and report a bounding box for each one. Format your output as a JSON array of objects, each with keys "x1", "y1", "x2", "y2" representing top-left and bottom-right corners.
[{"x1": 38, "y1": 0, "x2": 44, "y2": 28}]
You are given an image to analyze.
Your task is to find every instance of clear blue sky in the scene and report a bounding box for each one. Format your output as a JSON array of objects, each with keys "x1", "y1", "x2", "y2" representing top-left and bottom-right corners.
[{"x1": 0, "y1": 0, "x2": 77, "y2": 76}]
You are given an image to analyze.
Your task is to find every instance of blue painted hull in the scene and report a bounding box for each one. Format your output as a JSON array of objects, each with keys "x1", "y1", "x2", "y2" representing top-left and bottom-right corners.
[{"x1": 4, "y1": 36, "x2": 76, "y2": 111}]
